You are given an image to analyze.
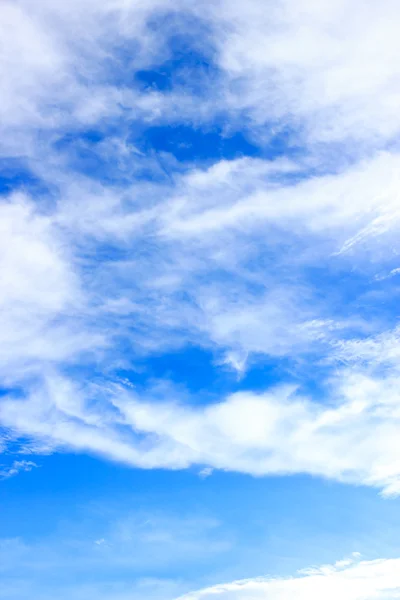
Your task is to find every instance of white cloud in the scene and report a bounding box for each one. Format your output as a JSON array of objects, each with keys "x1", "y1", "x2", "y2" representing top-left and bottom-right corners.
[
  {"x1": 3, "y1": 138, "x2": 400, "y2": 497},
  {"x1": 198, "y1": 467, "x2": 214, "y2": 479},
  {"x1": 2, "y1": 149, "x2": 397, "y2": 386},
  {"x1": 110, "y1": 368, "x2": 400, "y2": 496},
  {"x1": 4, "y1": 0, "x2": 400, "y2": 160},
  {"x1": 76, "y1": 150, "x2": 400, "y2": 368},
  {"x1": 4, "y1": 364, "x2": 400, "y2": 495},
  {"x1": 0, "y1": 0, "x2": 193, "y2": 158},
  {"x1": 2, "y1": 0, "x2": 400, "y2": 499},
  {"x1": 206, "y1": 0, "x2": 400, "y2": 149},
  {"x1": 333, "y1": 326, "x2": 400, "y2": 369},
  {"x1": 0, "y1": 193, "x2": 104, "y2": 383},
  {"x1": 2, "y1": 151, "x2": 400, "y2": 496},
  {"x1": 176, "y1": 555, "x2": 400, "y2": 600},
  {"x1": 162, "y1": 152, "x2": 400, "y2": 248},
  {"x1": 0, "y1": 460, "x2": 38, "y2": 479}
]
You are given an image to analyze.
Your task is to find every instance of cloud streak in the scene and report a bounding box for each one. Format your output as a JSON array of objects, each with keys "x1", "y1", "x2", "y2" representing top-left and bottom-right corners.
[
  {"x1": 3, "y1": 363, "x2": 400, "y2": 495},
  {"x1": 176, "y1": 555, "x2": 400, "y2": 600}
]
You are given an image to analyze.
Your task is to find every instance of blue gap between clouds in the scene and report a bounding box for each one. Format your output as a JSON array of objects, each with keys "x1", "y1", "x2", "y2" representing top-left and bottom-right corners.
[
  {"x1": 54, "y1": 121, "x2": 262, "y2": 182},
  {"x1": 0, "y1": 159, "x2": 51, "y2": 197},
  {"x1": 133, "y1": 124, "x2": 260, "y2": 162},
  {"x1": 52, "y1": 18, "x2": 296, "y2": 171},
  {"x1": 52, "y1": 116, "x2": 309, "y2": 179},
  {"x1": 305, "y1": 261, "x2": 400, "y2": 330}
]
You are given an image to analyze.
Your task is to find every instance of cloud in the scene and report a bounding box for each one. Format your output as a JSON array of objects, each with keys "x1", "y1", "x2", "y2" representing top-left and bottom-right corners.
[
  {"x1": 1, "y1": 149, "x2": 398, "y2": 386},
  {"x1": 5, "y1": 2, "x2": 400, "y2": 598},
  {"x1": 206, "y1": 0, "x2": 400, "y2": 150},
  {"x1": 3, "y1": 135, "x2": 400, "y2": 499},
  {"x1": 4, "y1": 363, "x2": 400, "y2": 495},
  {"x1": 0, "y1": 460, "x2": 38, "y2": 480},
  {"x1": 0, "y1": 0, "x2": 214, "y2": 161},
  {"x1": 94, "y1": 538, "x2": 106, "y2": 546},
  {"x1": 2, "y1": 0, "x2": 400, "y2": 500},
  {"x1": 176, "y1": 555, "x2": 400, "y2": 600},
  {"x1": 2, "y1": 153, "x2": 400, "y2": 496},
  {"x1": 4, "y1": 0, "x2": 400, "y2": 161},
  {"x1": 43, "y1": 150, "x2": 400, "y2": 368},
  {"x1": 0, "y1": 192, "x2": 105, "y2": 384},
  {"x1": 199, "y1": 467, "x2": 214, "y2": 479},
  {"x1": 333, "y1": 326, "x2": 400, "y2": 369}
]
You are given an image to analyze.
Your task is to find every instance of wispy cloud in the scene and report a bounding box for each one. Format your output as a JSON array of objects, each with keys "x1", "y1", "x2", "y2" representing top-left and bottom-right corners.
[
  {"x1": 177, "y1": 555, "x2": 400, "y2": 600},
  {"x1": 0, "y1": 460, "x2": 38, "y2": 480},
  {"x1": 3, "y1": 365, "x2": 400, "y2": 495},
  {"x1": 0, "y1": 509, "x2": 229, "y2": 599},
  {"x1": 198, "y1": 467, "x2": 214, "y2": 479}
]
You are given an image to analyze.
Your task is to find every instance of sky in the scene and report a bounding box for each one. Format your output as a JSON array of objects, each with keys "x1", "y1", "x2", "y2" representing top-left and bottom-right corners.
[{"x1": 2, "y1": 0, "x2": 400, "y2": 598}]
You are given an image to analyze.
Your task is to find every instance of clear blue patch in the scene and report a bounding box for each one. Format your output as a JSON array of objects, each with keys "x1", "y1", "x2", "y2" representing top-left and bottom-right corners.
[
  {"x1": 3, "y1": 453, "x2": 400, "y2": 582},
  {"x1": 304, "y1": 261, "x2": 400, "y2": 329},
  {"x1": 111, "y1": 347, "x2": 320, "y2": 407},
  {"x1": 115, "y1": 346, "x2": 235, "y2": 401},
  {"x1": 0, "y1": 160, "x2": 50, "y2": 197},
  {"x1": 135, "y1": 124, "x2": 260, "y2": 162},
  {"x1": 135, "y1": 68, "x2": 172, "y2": 91}
]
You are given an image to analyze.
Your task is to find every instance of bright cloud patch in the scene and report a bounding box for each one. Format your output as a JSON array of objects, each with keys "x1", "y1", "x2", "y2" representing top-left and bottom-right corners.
[
  {"x1": 3, "y1": 366, "x2": 400, "y2": 495},
  {"x1": 177, "y1": 556, "x2": 400, "y2": 600}
]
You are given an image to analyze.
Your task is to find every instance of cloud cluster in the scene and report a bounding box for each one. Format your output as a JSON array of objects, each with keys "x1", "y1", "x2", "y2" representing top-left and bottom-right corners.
[
  {"x1": 2, "y1": 0, "x2": 400, "y2": 499},
  {"x1": 4, "y1": 0, "x2": 400, "y2": 156}
]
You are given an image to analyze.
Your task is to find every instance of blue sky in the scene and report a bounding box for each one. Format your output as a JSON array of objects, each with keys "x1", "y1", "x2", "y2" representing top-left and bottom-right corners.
[{"x1": 2, "y1": 1, "x2": 400, "y2": 598}]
